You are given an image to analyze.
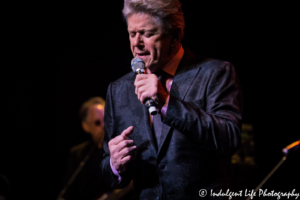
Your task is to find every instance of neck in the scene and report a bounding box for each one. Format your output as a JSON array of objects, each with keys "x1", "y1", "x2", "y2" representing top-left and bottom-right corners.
[{"x1": 92, "y1": 136, "x2": 103, "y2": 149}]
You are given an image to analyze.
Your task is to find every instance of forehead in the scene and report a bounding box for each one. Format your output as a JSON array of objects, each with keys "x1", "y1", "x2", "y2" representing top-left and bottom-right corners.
[
  {"x1": 87, "y1": 105, "x2": 104, "y2": 120},
  {"x1": 127, "y1": 13, "x2": 161, "y2": 31}
]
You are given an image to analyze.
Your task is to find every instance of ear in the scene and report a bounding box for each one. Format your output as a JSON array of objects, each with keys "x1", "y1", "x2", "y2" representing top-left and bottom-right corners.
[{"x1": 82, "y1": 121, "x2": 90, "y2": 133}]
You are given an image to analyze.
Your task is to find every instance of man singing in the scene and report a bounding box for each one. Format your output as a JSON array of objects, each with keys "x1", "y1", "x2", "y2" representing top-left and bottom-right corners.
[{"x1": 101, "y1": 0, "x2": 243, "y2": 199}]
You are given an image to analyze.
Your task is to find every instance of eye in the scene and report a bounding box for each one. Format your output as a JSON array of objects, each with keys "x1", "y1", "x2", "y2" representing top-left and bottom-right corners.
[
  {"x1": 144, "y1": 32, "x2": 154, "y2": 38},
  {"x1": 129, "y1": 32, "x2": 136, "y2": 38},
  {"x1": 94, "y1": 120, "x2": 101, "y2": 126}
]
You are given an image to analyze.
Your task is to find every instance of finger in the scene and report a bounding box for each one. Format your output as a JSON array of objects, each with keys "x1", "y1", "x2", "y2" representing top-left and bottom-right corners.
[
  {"x1": 117, "y1": 149, "x2": 136, "y2": 164},
  {"x1": 121, "y1": 126, "x2": 134, "y2": 137},
  {"x1": 109, "y1": 134, "x2": 128, "y2": 146},
  {"x1": 116, "y1": 140, "x2": 136, "y2": 153},
  {"x1": 141, "y1": 90, "x2": 157, "y2": 104},
  {"x1": 134, "y1": 77, "x2": 147, "y2": 92},
  {"x1": 135, "y1": 74, "x2": 148, "y2": 82},
  {"x1": 135, "y1": 79, "x2": 146, "y2": 96},
  {"x1": 140, "y1": 91, "x2": 149, "y2": 104},
  {"x1": 135, "y1": 77, "x2": 156, "y2": 93},
  {"x1": 137, "y1": 85, "x2": 148, "y2": 100},
  {"x1": 109, "y1": 126, "x2": 134, "y2": 146},
  {"x1": 120, "y1": 155, "x2": 134, "y2": 168},
  {"x1": 110, "y1": 140, "x2": 135, "y2": 160},
  {"x1": 119, "y1": 145, "x2": 137, "y2": 158}
]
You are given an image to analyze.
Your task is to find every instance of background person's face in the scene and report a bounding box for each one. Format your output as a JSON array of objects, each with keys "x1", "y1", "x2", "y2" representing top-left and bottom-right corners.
[
  {"x1": 127, "y1": 13, "x2": 173, "y2": 72},
  {"x1": 84, "y1": 104, "x2": 105, "y2": 144}
]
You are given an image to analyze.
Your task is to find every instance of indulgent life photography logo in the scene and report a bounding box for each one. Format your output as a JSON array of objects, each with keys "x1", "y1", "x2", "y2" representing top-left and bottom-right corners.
[{"x1": 198, "y1": 188, "x2": 299, "y2": 199}]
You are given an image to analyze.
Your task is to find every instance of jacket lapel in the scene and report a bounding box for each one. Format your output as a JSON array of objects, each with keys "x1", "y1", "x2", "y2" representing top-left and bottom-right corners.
[{"x1": 157, "y1": 49, "x2": 201, "y2": 156}]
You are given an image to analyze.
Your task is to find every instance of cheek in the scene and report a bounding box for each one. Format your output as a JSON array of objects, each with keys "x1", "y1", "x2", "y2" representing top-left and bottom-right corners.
[
  {"x1": 130, "y1": 44, "x2": 134, "y2": 53},
  {"x1": 152, "y1": 42, "x2": 165, "y2": 59},
  {"x1": 145, "y1": 40, "x2": 157, "y2": 56},
  {"x1": 151, "y1": 44, "x2": 160, "y2": 60},
  {"x1": 145, "y1": 38, "x2": 156, "y2": 51}
]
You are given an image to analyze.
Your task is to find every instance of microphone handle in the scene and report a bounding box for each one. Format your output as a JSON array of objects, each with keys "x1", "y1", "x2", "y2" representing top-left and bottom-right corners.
[{"x1": 145, "y1": 99, "x2": 157, "y2": 115}]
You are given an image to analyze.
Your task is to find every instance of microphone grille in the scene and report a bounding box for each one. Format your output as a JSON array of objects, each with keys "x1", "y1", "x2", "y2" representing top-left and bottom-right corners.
[{"x1": 131, "y1": 57, "x2": 145, "y2": 71}]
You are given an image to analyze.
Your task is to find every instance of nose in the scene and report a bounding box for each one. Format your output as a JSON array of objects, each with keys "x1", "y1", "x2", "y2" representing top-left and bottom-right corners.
[{"x1": 133, "y1": 33, "x2": 143, "y2": 47}]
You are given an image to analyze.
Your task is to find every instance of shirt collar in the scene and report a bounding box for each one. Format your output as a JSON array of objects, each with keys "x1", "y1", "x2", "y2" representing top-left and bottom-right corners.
[{"x1": 162, "y1": 45, "x2": 184, "y2": 76}]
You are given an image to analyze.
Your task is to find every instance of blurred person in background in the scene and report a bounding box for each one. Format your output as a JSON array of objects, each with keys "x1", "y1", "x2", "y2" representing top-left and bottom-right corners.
[
  {"x1": 59, "y1": 97, "x2": 134, "y2": 200},
  {"x1": 60, "y1": 97, "x2": 111, "y2": 200}
]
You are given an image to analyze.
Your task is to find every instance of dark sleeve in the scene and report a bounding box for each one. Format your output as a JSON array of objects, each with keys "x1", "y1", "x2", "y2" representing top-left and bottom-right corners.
[
  {"x1": 163, "y1": 61, "x2": 243, "y2": 156},
  {"x1": 101, "y1": 82, "x2": 133, "y2": 189}
]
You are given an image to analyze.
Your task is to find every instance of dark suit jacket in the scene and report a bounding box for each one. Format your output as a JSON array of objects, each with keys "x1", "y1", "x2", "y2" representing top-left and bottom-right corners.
[{"x1": 101, "y1": 49, "x2": 243, "y2": 200}]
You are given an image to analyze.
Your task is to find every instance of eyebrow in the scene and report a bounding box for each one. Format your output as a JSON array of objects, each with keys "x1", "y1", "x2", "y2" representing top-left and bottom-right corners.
[{"x1": 128, "y1": 28, "x2": 158, "y2": 32}]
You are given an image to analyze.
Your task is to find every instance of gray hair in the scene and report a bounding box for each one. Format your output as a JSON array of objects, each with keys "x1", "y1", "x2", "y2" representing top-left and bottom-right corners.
[{"x1": 122, "y1": 0, "x2": 185, "y2": 41}]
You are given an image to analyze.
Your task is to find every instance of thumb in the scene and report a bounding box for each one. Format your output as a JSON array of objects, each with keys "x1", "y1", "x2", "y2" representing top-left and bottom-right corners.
[
  {"x1": 146, "y1": 67, "x2": 152, "y2": 75},
  {"x1": 121, "y1": 126, "x2": 134, "y2": 137}
]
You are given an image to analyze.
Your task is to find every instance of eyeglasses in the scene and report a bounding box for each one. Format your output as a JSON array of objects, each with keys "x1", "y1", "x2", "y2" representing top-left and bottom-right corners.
[{"x1": 94, "y1": 120, "x2": 102, "y2": 126}]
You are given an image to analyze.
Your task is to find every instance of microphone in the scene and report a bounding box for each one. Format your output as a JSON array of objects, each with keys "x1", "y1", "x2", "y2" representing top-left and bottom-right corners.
[
  {"x1": 282, "y1": 140, "x2": 300, "y2": 154},
  {"x1": 131, "y1": 57, "x2": 157, "y2": 115}
]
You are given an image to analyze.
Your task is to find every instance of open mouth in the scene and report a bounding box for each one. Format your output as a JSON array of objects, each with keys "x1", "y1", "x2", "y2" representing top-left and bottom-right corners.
[{"x1": 136, "y1": 52, "x2": 150, "y2": 57}]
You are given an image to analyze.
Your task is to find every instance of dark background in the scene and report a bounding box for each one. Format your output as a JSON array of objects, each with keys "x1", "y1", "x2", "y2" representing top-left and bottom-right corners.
[{"x1": 2, "y1": 1, "x2": 299, "y2": 199}]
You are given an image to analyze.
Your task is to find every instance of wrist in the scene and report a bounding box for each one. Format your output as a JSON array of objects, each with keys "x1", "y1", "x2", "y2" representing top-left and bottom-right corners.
[{"x1": 110, "y1": 158, "x2": 122, "y2": 182}]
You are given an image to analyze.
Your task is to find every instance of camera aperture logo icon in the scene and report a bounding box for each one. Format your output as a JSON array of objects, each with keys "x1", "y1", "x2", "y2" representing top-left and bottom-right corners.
[{"x1": 199, "y1": 189, "x2": 207, "y2": 197}]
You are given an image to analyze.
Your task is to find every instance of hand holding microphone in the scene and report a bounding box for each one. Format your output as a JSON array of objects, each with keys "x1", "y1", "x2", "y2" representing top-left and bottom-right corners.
[{"x1": 131, "y1": 57, "x2": 169, "y2": 115}]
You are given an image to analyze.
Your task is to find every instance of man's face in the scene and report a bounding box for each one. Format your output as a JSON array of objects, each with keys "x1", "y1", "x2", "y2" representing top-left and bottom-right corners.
[
  {"x1": 83, "y1": 104, "x2": 105, "y2": 145},
  {"x1": 128, "y1": 13, "x2": 173, "y2": 72}
]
